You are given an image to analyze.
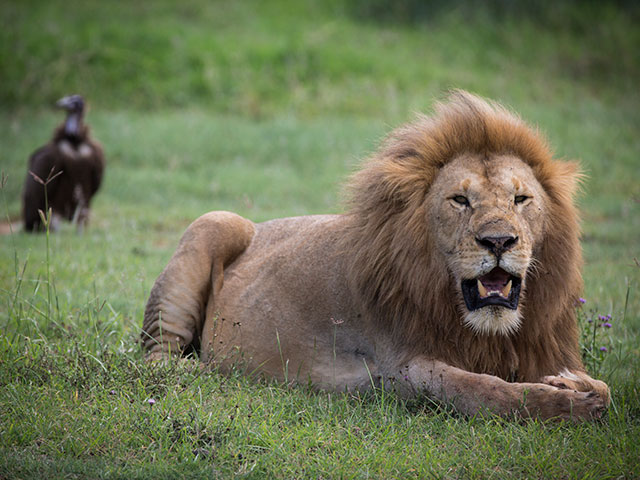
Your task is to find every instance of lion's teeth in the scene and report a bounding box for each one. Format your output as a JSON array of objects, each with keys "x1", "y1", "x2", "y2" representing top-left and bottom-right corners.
[
  {"x1": 477, "y1": 279, "x2": 488, "y2": 298},
  {"x1": 501, "y1": 279, "x2": 512, "y2": 298}
]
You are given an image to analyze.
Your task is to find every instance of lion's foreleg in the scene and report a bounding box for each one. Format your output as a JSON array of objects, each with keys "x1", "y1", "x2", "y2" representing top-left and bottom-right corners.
[
  {"x1": 141, "y1": 212, "x2": 255, "y2": 360},
  {"x1": 400, "y1": 358, "x2": 607, "y2": 421}
]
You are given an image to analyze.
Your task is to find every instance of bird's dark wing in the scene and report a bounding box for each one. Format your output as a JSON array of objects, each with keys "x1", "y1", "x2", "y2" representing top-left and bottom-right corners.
[
  {"x1": 27, "y1": 144, "x2": 58, "y2": 183},
  {"x1": 23, "y1": 144, "x2": 62, "y2": 230},
  {"x1": 88, "y1": 140, "x2": 105, "y2": 195}
]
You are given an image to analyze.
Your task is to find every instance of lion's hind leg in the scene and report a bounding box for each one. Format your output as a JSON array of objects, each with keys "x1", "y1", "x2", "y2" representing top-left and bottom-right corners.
[{"x1": 141, "y1": 211, "x2": 255, "y2": 360}]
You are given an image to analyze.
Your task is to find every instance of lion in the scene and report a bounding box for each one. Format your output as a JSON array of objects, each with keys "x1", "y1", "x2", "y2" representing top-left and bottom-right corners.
[{"x1": 142, "y1": 91, "x2": 609, "y2": 421}]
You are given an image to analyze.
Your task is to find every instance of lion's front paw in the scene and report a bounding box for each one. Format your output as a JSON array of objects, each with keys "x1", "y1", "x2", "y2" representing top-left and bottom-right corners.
[
  {"x1": 563, "y1": 390, "x2": 608, "y2": 421},
  {"x1": 526, "y1": 384, "x2": 609, "y2": 421},
  {"x1": 541, "y1": 374, "x2": 578, "y2": 390},
  {"x1": 541, "y1": 369, "x2": 610, "y2": 405},
  {"x1": 523, "y1": 386, "x2": 608, "y2": 421}
]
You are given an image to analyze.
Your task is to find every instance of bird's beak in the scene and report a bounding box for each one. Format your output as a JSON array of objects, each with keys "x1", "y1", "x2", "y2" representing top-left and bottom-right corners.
[{"x1": 56, "y1": 96, "x2": 75, "y2": 110}]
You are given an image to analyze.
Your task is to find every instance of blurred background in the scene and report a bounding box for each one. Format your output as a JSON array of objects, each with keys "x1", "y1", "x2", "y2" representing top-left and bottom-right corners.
[{"x1": 2, "y1": 0, "x2": 639, "y2": 115}]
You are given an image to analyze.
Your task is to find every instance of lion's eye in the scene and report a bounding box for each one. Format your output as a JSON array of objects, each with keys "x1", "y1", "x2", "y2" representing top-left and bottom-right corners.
[
  {"x1": 452, "y1": 195, "x2": 470, "y2": 206},
  {"x1": 514, "y1": 195, "x2": 529, "y2": 204}
]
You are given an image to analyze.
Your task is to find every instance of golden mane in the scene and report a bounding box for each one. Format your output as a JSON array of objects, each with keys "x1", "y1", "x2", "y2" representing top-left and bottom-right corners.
[{"x1": 342, "y1": 91, "x2": 584, "y2": 381}]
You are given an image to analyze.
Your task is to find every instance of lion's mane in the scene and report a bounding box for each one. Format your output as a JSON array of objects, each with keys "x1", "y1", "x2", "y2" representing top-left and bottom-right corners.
[{"x1": 342, "y1": 91, "x2": 584, "y2": 381}]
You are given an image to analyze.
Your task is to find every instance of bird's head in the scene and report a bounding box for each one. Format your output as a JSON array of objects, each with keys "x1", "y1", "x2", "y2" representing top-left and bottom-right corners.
[{"x1": 56, "y1": 95, "x2": 85, "y2": 113}]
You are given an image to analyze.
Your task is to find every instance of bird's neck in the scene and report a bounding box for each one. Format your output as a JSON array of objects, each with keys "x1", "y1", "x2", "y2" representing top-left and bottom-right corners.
[{"x1": 63, "y1": 111, "x2": 84, "y2": 140}]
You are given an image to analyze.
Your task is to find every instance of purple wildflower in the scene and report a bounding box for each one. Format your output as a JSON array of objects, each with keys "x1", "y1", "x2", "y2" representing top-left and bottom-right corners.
[
  {"x1": 603, "y1": 322, "x2": 612, "y2": 328},
  {"x1": 606, "y1": 314, "x2": 612, "y2": 321},
  {"x1": 599, "y1": 347, "x2": 608, "y2": 352},
  {"x1": 578, "y1": 298, "x2": 586, "y2": 304},
  {"x1": 147, "y1": 398, "x2": 156, "y2": 406},
  {"x1": 598, "y1": 315, "x2": 607, "y2": 322},
  {"x1": 109, "y1": 390, "x2": 116, "y2": 396}
]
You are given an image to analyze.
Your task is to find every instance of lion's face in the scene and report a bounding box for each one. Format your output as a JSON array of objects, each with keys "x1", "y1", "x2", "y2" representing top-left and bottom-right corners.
[{"x1": 427, "y1": 154, "x2": 548, "y2": 336}]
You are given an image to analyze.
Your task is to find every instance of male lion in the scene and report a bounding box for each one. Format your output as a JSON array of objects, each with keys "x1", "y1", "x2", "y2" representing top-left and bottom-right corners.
[{"x1": 142, "y1": 91, "x2": 609, "y2": 421}]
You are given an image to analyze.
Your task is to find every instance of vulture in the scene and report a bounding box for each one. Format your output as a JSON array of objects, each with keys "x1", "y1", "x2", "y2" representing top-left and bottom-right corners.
[{"x1": 22, "y1": 95, "x2": 105, "y2": 232}]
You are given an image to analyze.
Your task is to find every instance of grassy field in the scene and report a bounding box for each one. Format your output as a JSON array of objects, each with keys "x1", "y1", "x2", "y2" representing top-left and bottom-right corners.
[{"x1": 1, "y1": 0, "x2": 639, "y2": 478}]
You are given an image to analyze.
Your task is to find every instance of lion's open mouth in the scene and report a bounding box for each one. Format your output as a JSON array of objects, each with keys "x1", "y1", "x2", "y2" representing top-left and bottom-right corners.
[{"x1": 461, "y1": 267, "x2": 522, "y2": 311}]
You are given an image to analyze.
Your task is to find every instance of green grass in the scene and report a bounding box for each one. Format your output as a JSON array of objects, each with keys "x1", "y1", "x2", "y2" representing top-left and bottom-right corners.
[{"x1": 1, "y1": 0, "x2": 639, "y2": 478}]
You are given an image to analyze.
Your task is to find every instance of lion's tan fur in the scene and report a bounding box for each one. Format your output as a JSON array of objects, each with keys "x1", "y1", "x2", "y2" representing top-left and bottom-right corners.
[{"x1": 142, "y1": 91, "x2": 608, "y2": 421}]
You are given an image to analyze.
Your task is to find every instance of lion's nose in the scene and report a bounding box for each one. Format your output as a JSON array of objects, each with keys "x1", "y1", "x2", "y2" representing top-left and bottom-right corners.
[{"x1": 476, "y1": 235, "x2": 518, "y2": 257}]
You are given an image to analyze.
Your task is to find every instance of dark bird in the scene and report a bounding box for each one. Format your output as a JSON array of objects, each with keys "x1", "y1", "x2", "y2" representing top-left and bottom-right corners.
[{"x1": 22, "y1": 95, "x2": 105, "y2": 232}]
